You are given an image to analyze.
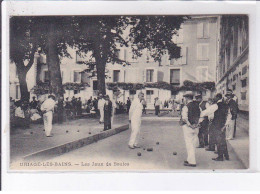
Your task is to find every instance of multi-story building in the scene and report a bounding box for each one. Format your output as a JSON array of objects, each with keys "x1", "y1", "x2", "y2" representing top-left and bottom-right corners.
[
  {"x1": 10, "y1": 16, "x2": 219, "y2": 109},
  {"x1": 216, "y1": 15, "x2": 249, "y2": 111}
]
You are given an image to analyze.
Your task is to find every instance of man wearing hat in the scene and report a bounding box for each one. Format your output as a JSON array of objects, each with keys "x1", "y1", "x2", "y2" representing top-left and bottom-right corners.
[
  {"x1": 225, "y1": 90, "x2": 238, "y2": 140},
  {"x1": 128, "y1": 92, "x2": 144, "y2": 149},
  {"x1": 98, "y1": 93, "x2": 105, "y2": 124},
  {"x1": 41, "y1": 94, "x2": 56, "y2": 137},
  {"x1": 195, "y1": 94, "x2": 210, "y2": 148},
  {"x1": 201, "y1": 93, "x2": 229, "y2": 161},
  {"x1": 182, "y1": 92, "x2": 201, "y2": 167},
  {"x1": 103, "y1": 95, "x2": 113, "y2": 131}
]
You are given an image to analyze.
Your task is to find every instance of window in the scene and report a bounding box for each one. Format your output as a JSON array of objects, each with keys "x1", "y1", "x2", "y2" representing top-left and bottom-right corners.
[
  {"x1": 43, "y1": 70, "x2": 49, "y2": 82},
  {"x1": 146, "y1": 90, "x2": 154, "y2": 103},
  {"x1": 113, "y1": 70, "x2": 120, "y2": 82},
  {"x1": 170, "y1": 69, "x2": 180, "y2": 85},
  {"x1": 242, "y1": 66, "x2": 247, "y2": 75},
  {"x1": 197, "y1": 22, "x2": 209, "y2": 38},
  {"x1": 74, "y1": 71, "x2": 81, "y2": 83},
  {"x1": 197, "y1": 67, "x2": 208, "y2": 82},
  {"x1": 146, "y1": 69, "x2": 154, "y2": 82},
  {"x1": 129, "y1": 90, "x2": 136, "y2": 101},
  {"x1": 232, "y1": 84, "x2": 236, "y2": 91},
  {"x1": 197, "y1": 44, "x2": 209, "y2": 60},
  {"x1": 241, "y1": 78, "x2": 247, "y2": 88},
  {"x1": 181, "y1": 47, "x2": 188, "y2": 64},
  {"x1": 76, "y1": 52, "x2": 86, "y2": 64},
  {"x1": 241, "y1": 92, "x2": 246, "y2": 100}
]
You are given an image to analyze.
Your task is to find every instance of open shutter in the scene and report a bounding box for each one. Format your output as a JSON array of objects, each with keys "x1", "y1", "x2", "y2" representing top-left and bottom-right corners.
[
  {"x1": 154, "y1": 69, "x2": 158, "y2": 82},
  {"x1": 197, "y1": 22, "x2": 203, "y2": 38},
  {"x1": 182, "y1": 47, "x2": 187, "y2": 64},
  {"x1": 120, "y1": 69, "x2": 125, "y2": 82}
]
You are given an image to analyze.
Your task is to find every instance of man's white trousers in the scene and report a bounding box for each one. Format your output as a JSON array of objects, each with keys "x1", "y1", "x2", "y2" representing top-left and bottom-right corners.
[
  {"x1": 99, "y1": 108, "x2": 104, "y2": 122},
  {"x1": 43, "y1": 111, "x2": 53, "y2": 136},
  {"x1": 128, "y1": 119, "x2": 141, "y2": 147},
  {"x1": 183, "y1": 125, "x2": 199, "y2": 165}
]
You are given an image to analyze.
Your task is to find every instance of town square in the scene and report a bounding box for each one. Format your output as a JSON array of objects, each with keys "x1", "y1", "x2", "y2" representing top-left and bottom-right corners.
[{"x1": 8, "y1": 15, "x2": 249, "y2": 170}]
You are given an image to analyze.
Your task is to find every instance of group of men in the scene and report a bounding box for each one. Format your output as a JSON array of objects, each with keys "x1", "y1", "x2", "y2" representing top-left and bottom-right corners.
[
  {"x1": 97, "y1": 93, "x2": 116, "y2": 131},
  {"x1": 126, "y1": 90, "x2": 238, "y2": 168},
  {"x1": 181, "y1": 90, "x2": 238, "y2": 167}
]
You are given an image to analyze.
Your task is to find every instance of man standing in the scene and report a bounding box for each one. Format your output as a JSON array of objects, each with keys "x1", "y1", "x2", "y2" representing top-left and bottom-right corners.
[
  {"x1": 98, "y1": 94, "x2": 105, "y2": 124},
  {"x1": 126, "y1": 97, "x2": 131, "y2": 113},
  {"x1": 128, "y1": 92, "x2": 144, "y2": 149},
  {"x1": 30, "y1": 96, "x2": 38, "y2": 110},
  {"x1": 182, "y1": 93, "x2": 201, "y2": 167},
  {"x1": 142, "y1": 99, "x2": 147, "y2": 114},
  {"x1": 41, "y1": 95, "x2": 56, "y2": 137},
  {"x1": 201, "y1": 93, "x2": 229, "y2": 161},
  {"x1": 104, "y1": 95, "x2": 113, "y2": 131},
  {"x1": 225, "y1": 91, "x2": 238, "y2": 140},
  {"x1": 195, "y1": 94, "x2": 209, "y2": 148},
  {"x1": 154, "y1": 97, "x2": 161, "y2": 116}
]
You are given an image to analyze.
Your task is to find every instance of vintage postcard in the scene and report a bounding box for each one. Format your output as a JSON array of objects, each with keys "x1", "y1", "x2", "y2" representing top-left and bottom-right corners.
[{"x1": 3, "y1": 3, "x2": 250, "y2": 172}]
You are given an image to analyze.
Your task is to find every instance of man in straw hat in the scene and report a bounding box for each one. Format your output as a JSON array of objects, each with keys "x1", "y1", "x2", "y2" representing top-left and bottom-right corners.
[
  {"x1": 41, "y1": 94, "x2": 56, "y2": 137},
  {"x1": 128, "y1": 92, "x2": 144, "y2": 149},
  {"x1": 182, "y1": 92, "x2": 201, "y2": 167}
]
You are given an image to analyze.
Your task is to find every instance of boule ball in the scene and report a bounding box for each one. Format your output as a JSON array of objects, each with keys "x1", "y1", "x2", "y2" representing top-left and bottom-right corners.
[
  {"x1": 137, "y1": 152, "x2": 142, "y2": 156},
  {"x1": 173, "y1": 152, "x2": 177, "y2": 155},
  {"x1": 147, "y1": 148, "x2": 153, "y2": 152},
  {"x1": 89, "y1": 132, "x2": 91, "y2": 135},
  {"x1": 156, "y1": 142, "x2": 159, "y2": 145},
  {"x1": 30, "y1": 132, "x2": 33, "y2": 135},
  {"x1": 66, "y1": 130, "x2": 69, "y2": 133}
]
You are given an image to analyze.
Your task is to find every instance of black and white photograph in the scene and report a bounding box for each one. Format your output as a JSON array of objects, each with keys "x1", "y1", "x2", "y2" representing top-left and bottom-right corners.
[{"x1": 6, "y1": 13, "x2": 250, "y2": 171}]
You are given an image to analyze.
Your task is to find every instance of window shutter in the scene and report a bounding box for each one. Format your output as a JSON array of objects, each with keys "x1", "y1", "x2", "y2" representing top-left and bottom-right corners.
[
  {"x1": 182, "y1": 47, "x2": 187, "y2": 64},
  {"x1": 177, "y1": 28, "x2": 183, "y2": 43},
  {"x1": 203, "y1": 22, "x2": 209, "y2": 38},
  {"x1": 143, "y1": 70, "x2": 146, "y2": 82},
  {"x1": 154, "y1": 69, "x2": 158, "y2": 82},
  {"x1": 197, "y1": 22, "x2": 203, "y2": 38},
  {"x1": 120, "y1": 70, "x2": 125, "y2": 82}
]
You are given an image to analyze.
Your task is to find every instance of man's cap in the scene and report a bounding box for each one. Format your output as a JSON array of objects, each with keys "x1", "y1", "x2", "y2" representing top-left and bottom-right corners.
[
  {"x1": 183, "y1": 92, "x2": 194, "y2": 99},
  {"x1": 225, "y1": 90, "x2": 234, "y2": 97},
  {"x1": 195, "y1": 94, "x2": 202, "y2": 99},
  {"x1": 48, "y1": 94, "x2": 56, "y2": 100}
]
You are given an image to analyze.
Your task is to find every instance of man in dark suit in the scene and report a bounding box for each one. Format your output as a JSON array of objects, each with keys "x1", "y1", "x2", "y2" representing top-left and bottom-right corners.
[
  {"x1": 104, "y1": 95, "x2": 113, "y2": 131},
  {"x1": 225, "y1": 91, "x2": 238, "y2": 140},
  {"x1": 201, "y1": 93, "x2": 229, "y2": 161},
  {"x1": 195, "y1": 94, "x2": 209, "y2": 148}
]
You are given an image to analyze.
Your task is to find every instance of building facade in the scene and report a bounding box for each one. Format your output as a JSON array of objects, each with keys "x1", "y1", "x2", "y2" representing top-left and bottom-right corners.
[
  {"x1": 216, "y1": 15, "x2": 249, "y2": 111},
  {"x1": 10, "y1": 16, "x2": 219, "y2": 109}
]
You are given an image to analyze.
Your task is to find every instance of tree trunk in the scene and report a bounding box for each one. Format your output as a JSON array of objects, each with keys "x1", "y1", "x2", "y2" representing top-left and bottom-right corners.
[
  {"x1": 96, "y1": 58, "x2": 106, "y2": 95},
  {"x1": 36, "y1": 57, "x2": 42, "y2": 85},
  {"x1": 17, "y1": 66, "x2": 30, "y2": 102},
  {"x1": 46, "y1": 22, "x2": 63, "y2": 99}
]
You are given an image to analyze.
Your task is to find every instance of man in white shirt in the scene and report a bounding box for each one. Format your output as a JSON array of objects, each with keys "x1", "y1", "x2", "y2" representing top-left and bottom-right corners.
[
  {"x1": 98, "y1": 94, "x2": 105, "y2": 124},
  {"x1": 41, "y1": 95, "x2": 56, "y2": 137},
  {"x1": 182, "y1": 93, "x2": 201, "y2": 167},
  {"x1": 128, "y1": 92, "x2": 144, "y2": 149}
]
